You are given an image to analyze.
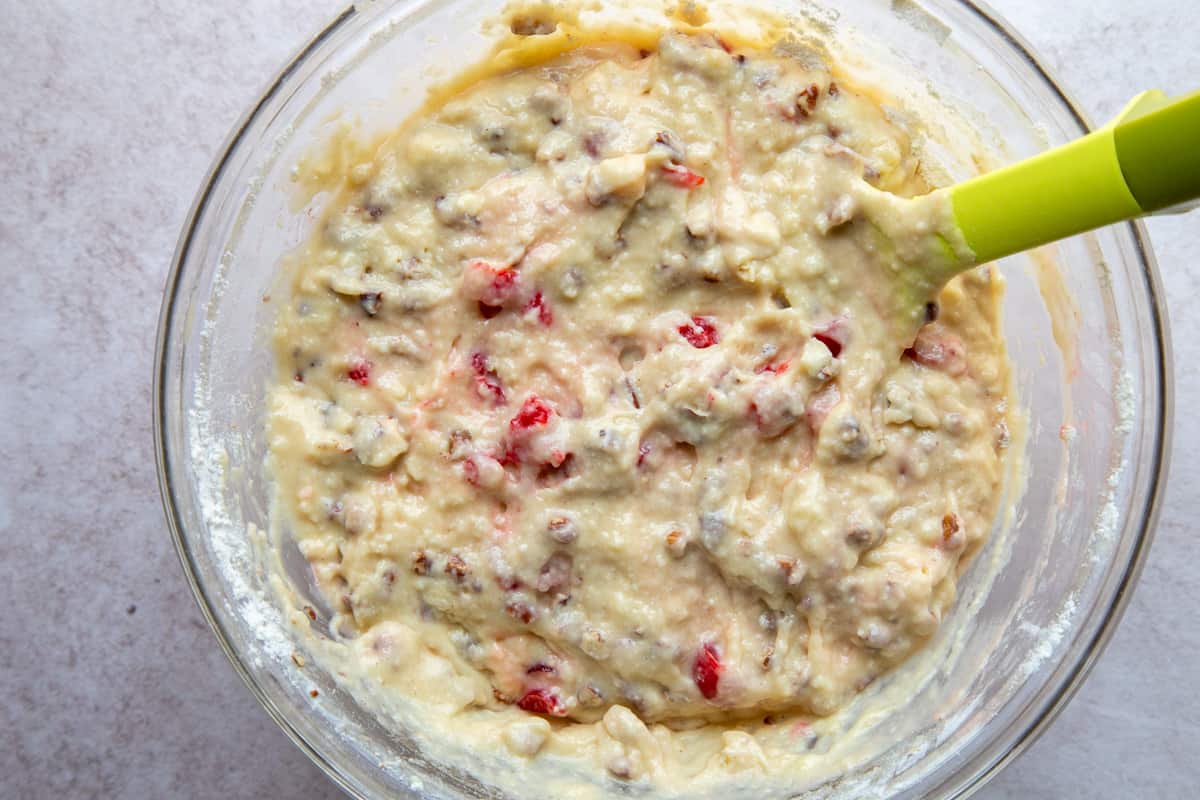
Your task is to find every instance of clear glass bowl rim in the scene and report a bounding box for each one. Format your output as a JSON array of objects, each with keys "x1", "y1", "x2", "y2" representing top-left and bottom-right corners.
[{"x1": 153, "y1": 1, "x2": 1174, "y2": 797}]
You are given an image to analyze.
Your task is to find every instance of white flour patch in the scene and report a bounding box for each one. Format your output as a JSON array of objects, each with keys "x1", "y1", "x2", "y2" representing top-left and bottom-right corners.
[{"x1": 1114, "y1": 369, "x2": 1135, "y2": 435}]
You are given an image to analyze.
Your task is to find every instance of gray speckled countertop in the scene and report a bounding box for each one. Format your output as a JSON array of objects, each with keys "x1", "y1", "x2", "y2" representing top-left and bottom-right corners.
[{"x1": 1, "y1": 1, "x2": 1196, "y2": 797}]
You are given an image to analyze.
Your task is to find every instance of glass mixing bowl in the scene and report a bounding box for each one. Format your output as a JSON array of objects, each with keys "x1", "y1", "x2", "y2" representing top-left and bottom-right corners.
[{"x1": 154, "y1": 1, "x2": 1172, "y2": 797}]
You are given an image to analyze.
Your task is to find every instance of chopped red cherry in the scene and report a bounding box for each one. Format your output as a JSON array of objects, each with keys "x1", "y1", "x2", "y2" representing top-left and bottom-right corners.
[
  {"x1": 510, "y1": 394, "x2": 554, "y2": 431},
  {"x1": 516, "y1": 688, "x2": 566, "y2": 716},
  {"x1": 497, "y1": 445, "x2": 522, "y2": 469},
  {"x1": 523, "y1": 290, "x2": 553, "y2": 326},
  {"x1": 661, "y1": 162, "x2": 706, "y2": 189},
  {"x1": 678, "y1": 315, "x2": 720, "y2": 348},
  {"x1": 490, "y1": 266, "x2": 518, "y2": 293},
  {"x1": 693, "y1": 642, "x2": 722, "y2": 700},
  {"x1": 347, "y1": 360, "x2": 371, "y2": 386},
  {"x1": 466, "y1": 260, "x2": 520, "y2": 315}
]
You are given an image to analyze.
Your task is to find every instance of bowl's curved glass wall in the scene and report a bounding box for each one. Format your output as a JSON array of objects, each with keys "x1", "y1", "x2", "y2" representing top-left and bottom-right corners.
[{"x1": 155, "y1": 1, "x2": 1169, "y2": 797}]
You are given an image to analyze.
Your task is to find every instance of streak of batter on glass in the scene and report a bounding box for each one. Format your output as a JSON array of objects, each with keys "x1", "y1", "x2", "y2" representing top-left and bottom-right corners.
[{"x1": 267, "y1": 4, "x2": 1010, "y2": 792}]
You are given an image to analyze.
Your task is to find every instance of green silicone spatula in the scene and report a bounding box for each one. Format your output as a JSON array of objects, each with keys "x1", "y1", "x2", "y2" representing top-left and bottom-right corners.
[
  {"x1": 893, "y1": 88, "x2": 1199, "y2": 333},
  {"x1": 949, "y1": 88, "x2": 1200, "y2": 264}
]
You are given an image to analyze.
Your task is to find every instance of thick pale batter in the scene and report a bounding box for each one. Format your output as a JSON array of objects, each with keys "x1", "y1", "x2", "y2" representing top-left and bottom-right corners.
[{"x1": 268, "y1": 23, "x2": 1008, "y2": 787}]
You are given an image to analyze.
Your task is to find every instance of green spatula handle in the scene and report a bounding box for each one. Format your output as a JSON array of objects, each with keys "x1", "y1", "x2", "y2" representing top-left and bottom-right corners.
[{"x1": 949, "y1": 89, "x2": 1200, "y2": 264}]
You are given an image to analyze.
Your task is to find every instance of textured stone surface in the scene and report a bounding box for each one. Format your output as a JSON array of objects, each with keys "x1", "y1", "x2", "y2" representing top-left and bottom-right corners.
[{"x1": 0, "y1": 1, "x2": 1195, "y2": 797}]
